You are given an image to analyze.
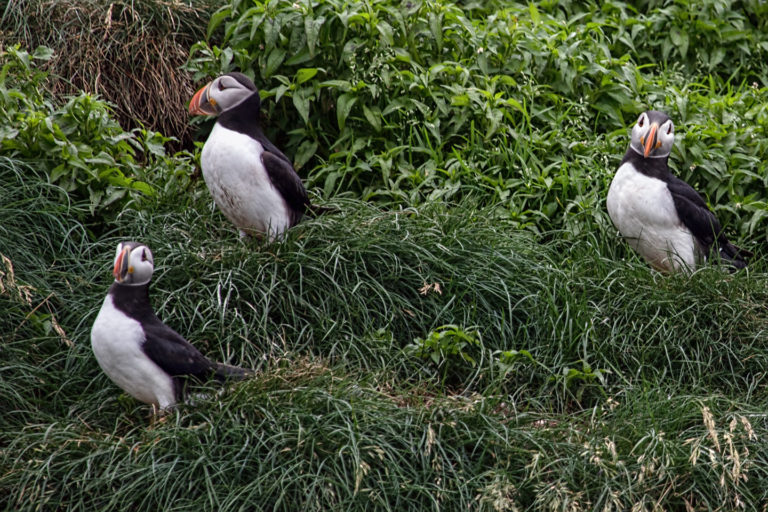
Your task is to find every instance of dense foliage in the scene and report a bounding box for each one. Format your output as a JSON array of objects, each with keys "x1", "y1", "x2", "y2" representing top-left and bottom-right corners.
[
  {"x1": 3, "y1": 0, "x2": 768, "y2": 510},
  {"x1": 186, "y1": 0, "x2": 768, "y2": 240},
  {"x1": 0, "y1": 46, "x2": 195, "y2": 220}
]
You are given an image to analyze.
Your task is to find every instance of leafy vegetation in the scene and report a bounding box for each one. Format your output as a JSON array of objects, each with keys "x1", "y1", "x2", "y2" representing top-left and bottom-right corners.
[
  {"x1": 187, "y1": 0, "x2": 768, "y2": 239},
  {"x1": 0, "y1": 45, "x2": 196, "y2": 220},
  {"x1": 3, "y1": 0, "x2": 768, "y2": 510},
  {"x1": 0, "y1": 0, "x2": 218, "y2": 149}
]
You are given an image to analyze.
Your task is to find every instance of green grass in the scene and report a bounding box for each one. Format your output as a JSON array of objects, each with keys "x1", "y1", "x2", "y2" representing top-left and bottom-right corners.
[
  {"x1": 3, "y1": 156, "x2": 768, "y2": 509},
  {"x1": 3, "y1": 0, "x2": 768, "y2": 509}
]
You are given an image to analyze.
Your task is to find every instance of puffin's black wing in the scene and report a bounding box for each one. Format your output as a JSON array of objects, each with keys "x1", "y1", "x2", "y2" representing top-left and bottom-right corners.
[
  {"x1": 141, "y1": 319, "x2": 216, "y2": 379},
  {"x1": 666, "y1": 176, "x2": 721, "y2": 249},
  {"x1": 261, "y1": 150, "x2": 309, "y2": 225},
  {"x1": 667, "y1": 176, "x2": 750, "y2": 267}
]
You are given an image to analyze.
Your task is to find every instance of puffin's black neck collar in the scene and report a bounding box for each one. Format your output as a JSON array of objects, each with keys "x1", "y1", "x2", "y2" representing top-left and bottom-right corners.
[
  {"x1": 109, "y1": 282, "x2": 155, "y2": 319},
  {"x1": 215, "y1": 94, "x2": 292, "y2": 164},
  {"x1": 621, "y1": 146, "x2": 672, "y2": 181},
  {"x1": 218, "y1": 93, "x2": 262, "y2": 138}
]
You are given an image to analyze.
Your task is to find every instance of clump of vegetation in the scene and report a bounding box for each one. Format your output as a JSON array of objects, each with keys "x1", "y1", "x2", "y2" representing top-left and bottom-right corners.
[
  {"x1": 3, "y1": 178, "x2": 768, "y2": 509},
  {"x1": 0, "y1": 45, "x2": 196, "y2": 221},
  {"x1": 0, "y1": 0, "x2": 217, "y2": 150}
]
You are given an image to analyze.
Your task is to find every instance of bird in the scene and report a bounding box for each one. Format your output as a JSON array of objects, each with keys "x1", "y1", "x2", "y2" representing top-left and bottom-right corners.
[
  {"x1": 91, "y1": 241, "x2": 253, "y2": 410},
  {"x1": 188, "y1": 72, "x2": 309, "y2": 241},
  {"x1": 606, "y1": 110, "x2": 750, "y2": 272}
]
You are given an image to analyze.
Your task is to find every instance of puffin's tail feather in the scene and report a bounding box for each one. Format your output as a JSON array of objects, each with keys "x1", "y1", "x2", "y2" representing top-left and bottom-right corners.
[
  {"x1": 718, "y1": 241, "x2": 751, "y2": 270},
  {"x1": 214, "y1": 363, "x2": 255, "y2": 382}
]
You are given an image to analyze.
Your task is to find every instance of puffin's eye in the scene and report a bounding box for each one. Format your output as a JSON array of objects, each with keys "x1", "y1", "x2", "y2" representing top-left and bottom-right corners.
[
  {"x1": 667, "y1": 124, "x2": 673, "y2": 135},
  {"x1": 141, "y1": 250, "x2": 148, "y2": 262},
  {"x1": 638, "y1": 116, "x2": 644, "y2": 127}
]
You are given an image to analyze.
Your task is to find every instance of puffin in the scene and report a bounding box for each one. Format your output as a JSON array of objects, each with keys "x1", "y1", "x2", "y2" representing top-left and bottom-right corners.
[
  {"x1": 606, "y1": 110, "x2": 750, "y2": 272},
  {"x1": 90, "y1": 241, "x2": 252, "y2": 410},
  {"x1": 188, "y1": 72, "x2": 309, "y2": 241}
]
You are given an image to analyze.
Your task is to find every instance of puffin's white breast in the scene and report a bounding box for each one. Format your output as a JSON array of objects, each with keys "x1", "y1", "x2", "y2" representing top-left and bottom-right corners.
[
  {"x1": 201, "y1": 124, "x2": 291, "y2": 239},
  {"x1": 90, "y1": 295, "x2": 176, "y2": 408},
  {"x1": 607, "y1": 162, "x2": 698, "y2": 271}
]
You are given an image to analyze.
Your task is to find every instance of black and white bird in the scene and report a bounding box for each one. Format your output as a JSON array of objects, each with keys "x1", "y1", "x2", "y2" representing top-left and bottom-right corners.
[
  {"x1": 91, "y1": 241, "x2": 252, "y2": 410},
  {"x1": 189, "y1": 72, "x2": 309, "y2": 241},
  {"x1": 607, "y1": 110, "x2": 750, "y2": 272}
]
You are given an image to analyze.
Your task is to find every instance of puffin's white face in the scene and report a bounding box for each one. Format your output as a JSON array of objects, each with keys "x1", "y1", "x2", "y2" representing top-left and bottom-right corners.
[
  {"x1": 188, "y1": 73, "x2": 257, "y2": 116},
  {"x1": 112, "y1": 242, "x2": 154, "y2": 286},
  {"x1": 630, "y1": 111, "x2": 675, "y2": 158}
]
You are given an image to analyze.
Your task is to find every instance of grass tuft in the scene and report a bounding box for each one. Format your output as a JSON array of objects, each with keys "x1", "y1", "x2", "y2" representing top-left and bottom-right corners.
[{"x1": 3, "y1": 176, "x2": 768, "y2": 508}]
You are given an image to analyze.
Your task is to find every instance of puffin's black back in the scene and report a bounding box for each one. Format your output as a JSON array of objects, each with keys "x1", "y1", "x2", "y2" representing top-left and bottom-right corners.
[{"x1": 108, "y1": 283, "x2": 220, "y2": 400}]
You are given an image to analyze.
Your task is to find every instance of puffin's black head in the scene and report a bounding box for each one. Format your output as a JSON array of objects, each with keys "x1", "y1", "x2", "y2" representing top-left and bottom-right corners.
[
  {"x1": 112, "y1": 241, "x2": 154, "y2": 286},
  {"x1": 629, "y1": 110, "x2": 675, "y2": 158},
  {"x1": 188, "y1": 72, "x2": 259, "y2": 116}
]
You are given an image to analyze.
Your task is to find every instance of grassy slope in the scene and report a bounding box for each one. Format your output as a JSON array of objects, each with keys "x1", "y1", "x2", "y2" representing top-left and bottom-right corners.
[
  {"x1": 2, "y1": 0, "x2": 768, "y2": 510},
  {"x1": 2, "y1": 158, "x2": 768, "y2": 510}
]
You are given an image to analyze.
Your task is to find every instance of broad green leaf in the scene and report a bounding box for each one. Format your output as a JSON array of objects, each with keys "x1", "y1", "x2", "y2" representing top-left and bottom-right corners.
[
  {"x1": 377, "y1": 21, "x2": 394, "y2": 46},
  {"x1": 382, "y1": 98, "x2": 407, "y2": 116},
  {"x1": 264, "y1": 48, "x2": 287, "y2": 78},
  {"x1": 207, "y1": 8, "x2": 233, "y2": 40},
  {"x1": 336, "y1": 93, "x2": 357, "y2": 130},
  {"x1": 32, "y1": 46, "x2": 54, "y2": 61},
  {"x1": 131, "y1": 182, "x2": 155, "y2": 195},
  {"x1": 219, "y1": 47, "x2": 234, "y2": 69},
  {"x1": 285, "y1": 49, "x2": 313, "y2": 66},
  {"x1": 295, "y1": 68, "x2": 318, "y2": 84},
  {"x1": 264, "y1": 16, "x2": 282, "y2": 51},
  {"x1": 429, "y1": 13, "x2": 443, "y2": 53},
  {"x1": 529, "y1": 3, "x2": 541, "y2": 25},
  {"x1": 248, "y1": 9, "x2": 267, "y2": 40},
  {"x1": 362, "y1": 104, "x2": 381, "y2": 132},
  {"x1": 293, "y1": 140, "x2": 318, "y2": 169},
  {"x1": 709, "y1": 48, "x2": 725, "y2": 69},
  {"x1": 292, "y1": 89, "x2": 311, "y2": 124},
  {"x1": 305, "y1": 16, "x2": 325, "y2": 57},
  {"x1": 451, "y1": 94, "x2": 470, "y2": 106},
  {"x1": 319, "y1": 80, "x2": 352, "y2": 91},
  {"x1": 50, "y1": 165, "x2": 69, "y2": 182},
  {"x1": 274, "y1": 84, "x2": 290, "y2": 102}
]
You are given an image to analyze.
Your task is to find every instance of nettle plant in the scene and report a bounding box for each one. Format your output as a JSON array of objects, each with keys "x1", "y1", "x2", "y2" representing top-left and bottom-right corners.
[
  {"x1": 186, "y1": 0, "x2": 646, "y2": 229},
  {"x1": 187, "y1": 0, "x2": 768, "y2": 240},
  {"x1": 0, "y1": 45, "x2": 193, "y2": 220},
  {"x1": 405, "y1": 324, "x2": 485, "y2": 387}
]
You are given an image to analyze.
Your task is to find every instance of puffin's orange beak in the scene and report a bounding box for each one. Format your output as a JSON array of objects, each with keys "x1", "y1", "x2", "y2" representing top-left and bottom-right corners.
[
  {"x1": 644, "y1": 122, "x2": 658, "y2": 157},
  {"x1": 188, "y1": 83, "x2": 217, "y2": 115},
  {"x1": 113, "y1": 246, "x2": 130, "y2": 282}
]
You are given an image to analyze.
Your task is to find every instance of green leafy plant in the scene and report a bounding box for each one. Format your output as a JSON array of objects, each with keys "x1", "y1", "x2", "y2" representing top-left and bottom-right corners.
[
  {"x1": 549, "y1": 361, "x2": 608, "y2": 402},
  {"x1": 406, "y1": 324, "x2": 484, "y2": 386},
  {"x1": 184, "y1": 0, "x2": 643, "y2": 228},
  {"x1": 185, "y1": 0, "x2": 768, "y2": 242},
  {"x1": 0, "y1": 45, "x2": 196, "y2": 220}
]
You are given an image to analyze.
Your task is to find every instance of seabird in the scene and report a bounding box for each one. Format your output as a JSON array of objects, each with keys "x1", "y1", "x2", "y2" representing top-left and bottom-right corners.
[
  {"x1": 606, "y1": 110, "x2": 750, "y2": 272},
  {"x1": 189, "y1": 72, "x2": 309, "y2": 241},
  {"x1": 90, "y1": 241, "x2": 252, "y2": 410}
]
